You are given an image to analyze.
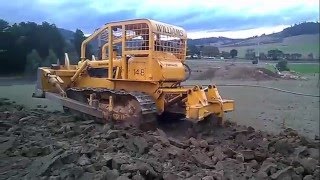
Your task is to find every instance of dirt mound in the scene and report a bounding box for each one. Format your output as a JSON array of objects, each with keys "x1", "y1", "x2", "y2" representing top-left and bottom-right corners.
[
  {"x1": 0, "y1": 99, "x2": 319, "y2": 180},
  {"x1": 195, "y1": 65, "x2": 280, "y2": 81},
  {"x1": 191, "y1": 68, "x2": 220, "y2": 80}
]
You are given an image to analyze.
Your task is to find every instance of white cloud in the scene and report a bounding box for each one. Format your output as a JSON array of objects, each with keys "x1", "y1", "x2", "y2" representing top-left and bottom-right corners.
[
  {"x1": 1, "y1": 0, "x2": 318, "y2": 38},
  {"x1": 188, "y1": 25, "x2": 289, "y2": 39},
  {"x1": 112, "y1": 0, "x2": 319, "y2": 17},
  {"x1": 36, "y1": 0, "x2": 319, "y2": 17}
]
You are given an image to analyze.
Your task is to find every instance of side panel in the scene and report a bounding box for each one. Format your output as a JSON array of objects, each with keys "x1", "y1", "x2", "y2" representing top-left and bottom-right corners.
[
  {"x1": 128, "y1": 60, "x2": 147, "y2": 80},
  {"x1": 158, "y1": 61, "x2": 185, "y2": 81},
  {"x1": 127, "y1": 55, "x2": 186, "y2": 81}
]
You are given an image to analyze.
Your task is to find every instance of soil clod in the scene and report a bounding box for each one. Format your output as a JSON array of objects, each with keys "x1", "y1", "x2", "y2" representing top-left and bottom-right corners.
[{"x1": 0, "y1": 99, "x2": 319, "y2": 179}]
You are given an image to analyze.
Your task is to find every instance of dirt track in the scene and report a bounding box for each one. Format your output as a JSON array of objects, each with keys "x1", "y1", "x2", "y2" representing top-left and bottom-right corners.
[{"x1": 0, "y1": 99, "x2": 319, "y2": 180}]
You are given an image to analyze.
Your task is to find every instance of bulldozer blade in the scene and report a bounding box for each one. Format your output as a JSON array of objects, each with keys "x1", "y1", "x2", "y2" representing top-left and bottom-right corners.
[{"x1": 45, "y1": 92, "x2": 104, "y2": 118}]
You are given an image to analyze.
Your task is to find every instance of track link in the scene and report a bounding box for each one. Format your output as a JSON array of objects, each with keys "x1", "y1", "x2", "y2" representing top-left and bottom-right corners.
[{"x1": 64, "y1": 87, "x2": 157, "y2": 129}]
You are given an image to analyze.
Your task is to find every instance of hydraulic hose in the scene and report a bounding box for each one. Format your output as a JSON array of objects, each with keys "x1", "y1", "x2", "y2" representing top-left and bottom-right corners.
[
  {"x1": 182, "y1": 63, "x2": 191, "y2": 82},
  {"x1": 171, "y1": 63, "x2": 192, "y2": 88},
  {"x1": 213, "y1": 84, "x2": 320, "y2": 98}
]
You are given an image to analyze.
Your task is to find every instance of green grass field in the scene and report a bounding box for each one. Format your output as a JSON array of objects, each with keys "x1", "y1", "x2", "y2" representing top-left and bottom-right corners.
[
  {"x1": 265, "y1": 63, "x2": 319, "y2": 74},
  {"x1": 288, "y1": 64, "x2": 319, "y2": 73}
]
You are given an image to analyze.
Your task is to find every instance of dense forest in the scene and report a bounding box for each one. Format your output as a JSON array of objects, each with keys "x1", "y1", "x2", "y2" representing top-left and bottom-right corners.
[
  {"x1": 280, "y1": 22, "x2": 320, "y2": 37},
  {"x1": 0, "y1": 19, "x2": 87, "y2": 75}
]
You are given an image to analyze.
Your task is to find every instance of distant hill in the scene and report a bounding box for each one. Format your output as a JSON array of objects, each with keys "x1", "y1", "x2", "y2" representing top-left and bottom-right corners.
[
  {"x1": 219, "y1": 34, "x2": 319, "y2": 59},
  {"x1": 187, "y1": 37, "x2": 243, "y2": 46},
  {"x1": 59, "y1": 21, "x2": 319, "y2": 45},
  {"x1": 58, "y1": 28, "x2": 99, "y2": 50},
  {"x1": 57, "y1": 22, "x2": 319, "y2": 59},
  {"x1": 188, "y1": 22, "x2": 319, "y2": 46},
  {"x1": 277, "y1": 22, "x2": 319, "y2": 37},
  {"x1": 189, "y1": 22, "x2": 320, "y2": 59},
  {"x1": 58, "y1": 28, "x2": 75, "y2": 41}
]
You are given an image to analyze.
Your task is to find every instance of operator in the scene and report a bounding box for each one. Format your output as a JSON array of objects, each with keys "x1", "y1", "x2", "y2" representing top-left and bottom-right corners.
[
  {"x1": 141, "y1": 33, "x2": 163, "y2": 51},
  {"x1": 154, "y1": 34, "x2": 163, "y2": 51},
  {"x1": 141, "y1": 33, "x2": 149, "y2": 50}
]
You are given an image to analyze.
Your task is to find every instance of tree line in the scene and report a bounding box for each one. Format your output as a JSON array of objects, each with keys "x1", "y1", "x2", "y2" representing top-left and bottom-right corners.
[
  {"x1": 0, "y1": 19, "x2": 88, "y2": 75},
  {"x1": 245, "y1": 48, "x2": 314, "y2": 61},
  {"x1": 281, "y1": 22, "x2": 319, "y2": 37},
  {"x1": 187, "y1": 45, "x2": 238, "y2": 59},
  {"x1": 187, "y1": 44, "x2": 315, "y2": 61}
]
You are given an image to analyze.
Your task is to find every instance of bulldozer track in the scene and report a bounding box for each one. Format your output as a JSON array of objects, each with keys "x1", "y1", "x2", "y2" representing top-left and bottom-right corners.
[
  {"x1": 67, "y1": 87, "x2": 157, "y2": 113},
  {"x1": 65, "y1": 87, "x2": 158, "y2": 127}
]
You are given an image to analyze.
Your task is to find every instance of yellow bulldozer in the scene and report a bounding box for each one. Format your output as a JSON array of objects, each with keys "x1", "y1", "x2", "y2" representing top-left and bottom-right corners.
[{"x1": 33, "y1": 19, "x2": 234, "y2": 128}]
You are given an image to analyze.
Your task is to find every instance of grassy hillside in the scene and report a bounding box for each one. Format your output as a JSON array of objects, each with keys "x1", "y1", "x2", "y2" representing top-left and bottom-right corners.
[{"x1": 219, "y1": 34, "x2": 319, "y2": 59}]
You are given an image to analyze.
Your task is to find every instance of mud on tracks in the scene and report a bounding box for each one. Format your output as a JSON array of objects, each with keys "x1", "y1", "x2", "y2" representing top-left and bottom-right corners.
[{"x1": 0, "y1": 98, "x2": 319, "y2": 180}]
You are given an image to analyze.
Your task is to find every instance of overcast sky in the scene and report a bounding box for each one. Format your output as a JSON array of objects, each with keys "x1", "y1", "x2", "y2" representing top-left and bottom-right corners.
[{"x1": 1, "y1": 0, "x2": 319, "y2": 39}]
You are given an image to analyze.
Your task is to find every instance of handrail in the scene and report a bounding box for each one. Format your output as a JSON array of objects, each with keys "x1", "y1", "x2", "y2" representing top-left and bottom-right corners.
[{"x1": 80, "y1": 25, "x2": 109, "y2": 61}]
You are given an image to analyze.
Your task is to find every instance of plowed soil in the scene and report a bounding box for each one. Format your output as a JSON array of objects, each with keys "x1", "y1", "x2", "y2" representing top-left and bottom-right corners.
[
  {"x1": 192, "y1": 65, "x2": 280, "y2": 81},
  {"x1": 0, "y1": 99, "x2": 319, "y2": 180}
]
